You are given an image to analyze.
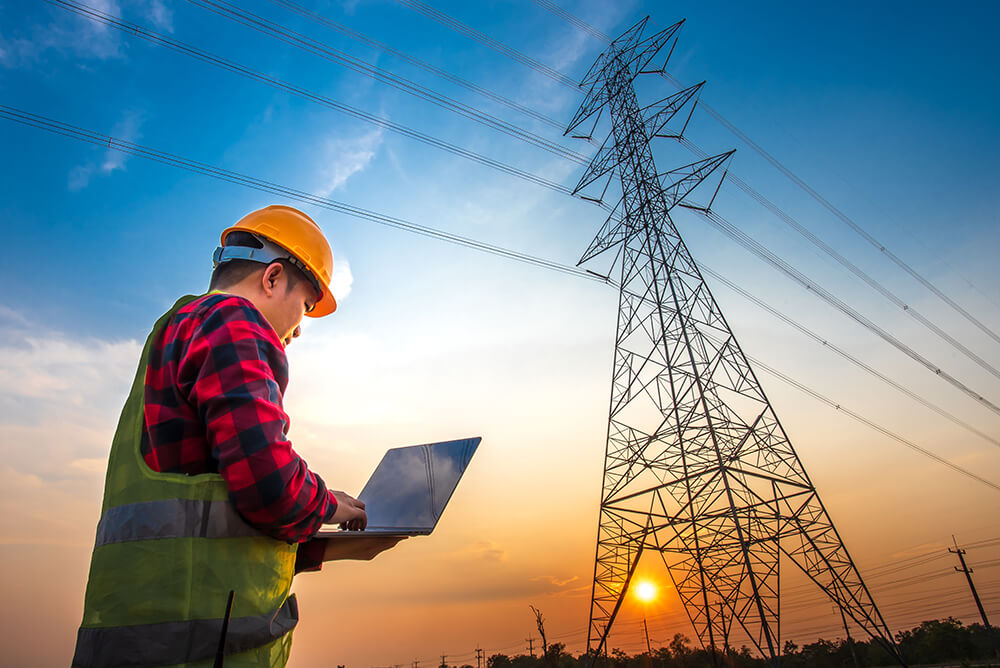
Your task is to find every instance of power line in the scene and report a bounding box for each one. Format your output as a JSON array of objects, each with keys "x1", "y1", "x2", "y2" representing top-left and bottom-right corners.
[
  {"x1": 267, "y1": 0, "x2": 566, "y2": 131},
  {"x1": 530, "y1": 0, "x2": 1000, "y2": 352},
  {"x1": 181, "y1": 0, "x2": 591, "y2": 165},
  {"x1": 45, "y1": 0, "x2": 576, "y2": 197},
  {"x1": 393, "y1": 0, "x2": 579, "y2": 89},
  {"x1": 680, "y1": 136, "x2": 1000, "y2": 383},
  {"x1": 700, "y1": 261, "x2": 1000, "y2": 449},
  {"x1": 731, "y1": 342, "x2": 1000, "y2": 492},
  {"x1": 698, "y1": 208, "x2": 1000, "y2": 417},
  {"x1": 528, "y1": 0, "x2": 611, "y2": 43},
  {"x1": 667, "y1": 70, "x2": 1000, "y2": 351},
  {"x1": 52, "y1": 0, "x2": 1000, "y2": 413},
  {"x1": 381, "y1": 0, "x2": 1000, "y2": 425},
  {"x1": 3, "y1": 103, "x2": 997, "y2": 496},
  {"x1": 0, "y1": 104, "x2": 591, "y2": 281}
]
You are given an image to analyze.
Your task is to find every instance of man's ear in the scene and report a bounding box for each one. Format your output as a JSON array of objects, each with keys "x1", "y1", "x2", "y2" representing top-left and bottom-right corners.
[{"x1": 261, "y1": 262, "x2": 284, "y2": 297}]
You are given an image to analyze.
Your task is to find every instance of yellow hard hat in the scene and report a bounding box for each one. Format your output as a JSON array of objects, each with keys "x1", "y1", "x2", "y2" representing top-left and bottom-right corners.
[{"x1": 220, "y1": 205, "x2": 337, "y2": 317}]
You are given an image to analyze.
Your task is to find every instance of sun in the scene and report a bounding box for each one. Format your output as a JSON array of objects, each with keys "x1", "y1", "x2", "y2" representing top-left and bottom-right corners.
[{"x1": 634, "y1": 580, "x2": 657, "y2": 602}]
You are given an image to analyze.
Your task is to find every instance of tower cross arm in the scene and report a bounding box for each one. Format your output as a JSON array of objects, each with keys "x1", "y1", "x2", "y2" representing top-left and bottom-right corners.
[
  {"x1": 565, "y1": 18, "x2": 685, "y2": 138},
  {"x1": 659, "y1": 150, "x2": 735, "y2": 211}
]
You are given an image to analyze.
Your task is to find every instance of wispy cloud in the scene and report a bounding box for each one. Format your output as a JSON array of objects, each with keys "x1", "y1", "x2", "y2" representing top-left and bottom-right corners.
[
  {"x1": 531, "y1": 574, "x2": 579, "y2": 588},
  {"x1": 0, "y1": 0, "x2": 173, "y2": 68},
  {"x1": 0, "y1": 305, "x2": 141, "y2": 482},
  {"x1": 315, "y1": 127, "x2": 385, "y2": 197},
  {"x1": 453, "y1": 540, "x2": 509, "y2": 563},
  {"x1": 142, "y1": 0, "x2": 173, "y2": 32},
  {"x1": 67, "y1": 109, "x2": 145, "y2": 191}
]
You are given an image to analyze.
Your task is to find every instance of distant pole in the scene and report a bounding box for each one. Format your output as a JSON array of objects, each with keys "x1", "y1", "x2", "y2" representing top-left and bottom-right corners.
[
  {"x1": 441, "y1": 655, "x2": 447, "y2": 668},
  {"x1": 642, "y1": 617, "x2": 653, "y2": 668},
  {"x1": 476, "y1": 647, "x2": 484, "y2": 668},
  {"x1": 526, "y1": 636, "x2": 535, "y2": 658},
  {"x1": 950, "y1": 536, "x2": 992, "y2": 628}
]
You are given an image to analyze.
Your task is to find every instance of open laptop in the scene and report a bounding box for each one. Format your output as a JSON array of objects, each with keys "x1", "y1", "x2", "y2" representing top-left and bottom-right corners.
[{"x1": 316, "y1": 436, "x2": 481, "y2": 538}]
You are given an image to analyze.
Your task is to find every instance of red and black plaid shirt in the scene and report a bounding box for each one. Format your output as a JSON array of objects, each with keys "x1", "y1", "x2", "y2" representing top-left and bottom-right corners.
[{"x1": 141, "y1": 293, "x2": 332, "y2": 572}]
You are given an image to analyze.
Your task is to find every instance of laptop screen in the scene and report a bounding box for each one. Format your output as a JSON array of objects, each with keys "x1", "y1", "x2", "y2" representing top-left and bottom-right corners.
[{"x1": 357, "y1": 437, "x2": 480, "y2": 532}]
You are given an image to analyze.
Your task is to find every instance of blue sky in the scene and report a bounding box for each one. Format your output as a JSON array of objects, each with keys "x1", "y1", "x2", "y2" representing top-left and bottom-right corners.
[{"x1": 1, "y1": 0, "x2": 999, "y2": 664}]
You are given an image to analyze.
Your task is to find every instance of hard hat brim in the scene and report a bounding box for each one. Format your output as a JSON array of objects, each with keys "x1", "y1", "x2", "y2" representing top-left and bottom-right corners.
[{"x1": 308, "y1": 289, "x2": 337, "y2": 318}]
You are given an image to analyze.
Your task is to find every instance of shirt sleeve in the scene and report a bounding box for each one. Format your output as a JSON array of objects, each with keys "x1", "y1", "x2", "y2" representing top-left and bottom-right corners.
[{"x1": 177, "y1": 297, "x2": 338, "y2": 544}]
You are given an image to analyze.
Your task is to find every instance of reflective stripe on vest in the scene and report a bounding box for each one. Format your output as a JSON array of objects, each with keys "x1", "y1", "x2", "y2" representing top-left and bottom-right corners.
[
  {"x1": 95, "y1": 498, "x2": 265, "y2": 547},
  {"x1": 73, "y1": 594, "x2": 298, "y2": 668}
]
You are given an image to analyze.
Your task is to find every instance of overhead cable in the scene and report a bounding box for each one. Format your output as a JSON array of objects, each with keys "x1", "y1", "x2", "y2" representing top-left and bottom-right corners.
[
  {"x1": 52, "y1": 0, "x2": 996, "y2": 399},
  {"x1": 699, "y1": 261, "x2": 1000, "y2": 449},
  {"x1": 267, "y1": 0, "x2": 566, "y2": 131},
  {"x1": 531, "y1": 0, "x2": 1000, "y2": 350},
  {"x1": 681, "y1": 137, "x2": 1000, "y2": 383},
  {"x1": 697, "y1": 208, "x2": 1000, "y2": 417},
  {"x1": 181, "y1": 0, "x2": 591, "y2": 165},
  {"x1": 666, "y1": 72, "x2": 1000, "y2": 349},
  {"x1": 3, "y1": 103, "x2": 996, "y2": 493},
  {"x1": 0, "y1": 104, "x2": 591, "y2": 281},
  {"x1": 45, "y1": 0, "x2": 576, "y2": 196},
  {"x1": 720, "y1": 337, "x2": 1000, "y2": 493},
  {"x1": 528, "y1": 0, "x2": 611, "y2": 43},
  {"x1": 275, "y1": 0, "x2": 1000, "y2": 424},
  {"x1": 394, "y1": 0, "x2": 579, "y2": 89}
]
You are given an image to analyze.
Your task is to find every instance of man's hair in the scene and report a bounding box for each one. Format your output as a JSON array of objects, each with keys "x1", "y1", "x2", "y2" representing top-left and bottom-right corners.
[{"x1": 209, "y1": 230, "x2": 307, "y2": 293}]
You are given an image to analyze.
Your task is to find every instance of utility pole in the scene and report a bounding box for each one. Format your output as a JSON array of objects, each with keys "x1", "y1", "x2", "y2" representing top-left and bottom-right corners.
[
  {"x1": 440, "y1": 655, "x2": 447, "y2": 668},
  {"x1": 476, "y1": 647, "x2": 484, "y2": 668},
  {"x1": 526, "y1": 636, "x2": 534, "y2": 658},
  {"x1": 950, "y1": 536, "x2": 992, "y2": 628},
  {"x1": 642, "y1": 618, "x2": 653, "y2": 668}
]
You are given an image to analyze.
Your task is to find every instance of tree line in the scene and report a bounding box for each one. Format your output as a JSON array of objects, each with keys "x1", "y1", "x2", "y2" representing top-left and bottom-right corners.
[{"x1": 441, "y1": 618, "x2": 999, "y2": 668}]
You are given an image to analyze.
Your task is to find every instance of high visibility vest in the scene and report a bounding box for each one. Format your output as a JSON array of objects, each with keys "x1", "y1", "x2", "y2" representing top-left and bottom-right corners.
[{"x1": 73, "y1": 295, "x2": 299, "y2": 668}]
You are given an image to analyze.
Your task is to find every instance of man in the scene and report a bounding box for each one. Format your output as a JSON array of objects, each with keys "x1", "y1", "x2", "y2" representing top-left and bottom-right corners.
[{"x1": 73, "y1": 205, "x2": 403, "y2": 667}]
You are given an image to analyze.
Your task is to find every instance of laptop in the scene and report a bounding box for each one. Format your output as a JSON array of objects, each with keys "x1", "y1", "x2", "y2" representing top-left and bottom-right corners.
[{"x1": 316, "y1": 436, "x2": 481, "y2": 538}]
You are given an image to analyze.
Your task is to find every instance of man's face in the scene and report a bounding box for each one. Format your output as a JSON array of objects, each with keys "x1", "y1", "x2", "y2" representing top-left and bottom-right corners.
[{"x1": 260, "y1": 265, "x2": 321, "y2": 347}]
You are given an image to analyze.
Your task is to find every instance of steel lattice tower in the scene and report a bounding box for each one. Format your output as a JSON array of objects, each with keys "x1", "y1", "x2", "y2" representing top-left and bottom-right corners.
[{"x1": 566, "y1": 18, "x2": 904, "y2": 665}]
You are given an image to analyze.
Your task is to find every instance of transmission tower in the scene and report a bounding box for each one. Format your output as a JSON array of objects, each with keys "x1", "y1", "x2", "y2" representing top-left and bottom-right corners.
[{"x1": 565, "y1": 18, "x2": 904, "y2": 665}]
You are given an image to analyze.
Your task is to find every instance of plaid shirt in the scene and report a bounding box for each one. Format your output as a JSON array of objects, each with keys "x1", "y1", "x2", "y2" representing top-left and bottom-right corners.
[{"x1": 141, "y1": 293, "x2": 332, "y2": 572}]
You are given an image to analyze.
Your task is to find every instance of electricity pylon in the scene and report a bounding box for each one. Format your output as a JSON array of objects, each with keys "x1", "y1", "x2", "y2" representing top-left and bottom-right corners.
[{"x1": 566, "y1": 18, "x2": 903, "y2": 665}]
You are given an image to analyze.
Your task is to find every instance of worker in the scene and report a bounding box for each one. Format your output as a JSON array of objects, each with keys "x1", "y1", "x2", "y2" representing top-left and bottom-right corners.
[{"x1": 72, "y1": 205, "x2": 404, "y2": 667}]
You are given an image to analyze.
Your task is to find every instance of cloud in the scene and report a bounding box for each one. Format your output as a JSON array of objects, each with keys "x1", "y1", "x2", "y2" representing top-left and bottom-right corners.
[
  {"x1": 547, "y1": 26, "x2": 591, "y2": 74},
  {"x1": 531, "y1": 574, "x2": 579, "y2": 588},
  {"x1": 142, "y1": 0, "x2": 173, "y2": 32},
  {"x1": 0, "y1": 304, "x2": 31, "y2": 329},
  {"x1": 452, "y1": 540, "x2": 509, "y2": 563},
  {"x1": 0, "y1": 305, "x2": 141, "y2": 481},
  {"x1": 331, "y1": 256, "x2": 354, "y2": 302},
  {"x1": 67, "y1": 109, "x2": 145, "y2": 190},
  {"x1": 315, "y1": 127, "x2": 385, "y2": 197},
  {"x1": 0, "y1": 0, "x2": 173, "y2": 69}
]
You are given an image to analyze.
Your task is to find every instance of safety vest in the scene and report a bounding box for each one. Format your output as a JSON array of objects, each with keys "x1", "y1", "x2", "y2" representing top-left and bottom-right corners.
[{"x1": 73, "y1": 295, "x2": 299, "y2": 668}]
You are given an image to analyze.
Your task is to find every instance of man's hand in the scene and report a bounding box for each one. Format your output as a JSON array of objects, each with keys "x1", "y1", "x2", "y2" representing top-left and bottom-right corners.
[
  {"x1": 329, "y1": 490, "x2": 367, "y2": 531},
  {"x1": 322, "y1": 535, "x2": 408, "y2": 562}
]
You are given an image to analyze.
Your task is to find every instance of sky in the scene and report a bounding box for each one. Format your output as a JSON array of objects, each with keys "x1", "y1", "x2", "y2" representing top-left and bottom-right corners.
[{"x1": 1, "y1": 0, "x2": 999, "y2": 665}]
